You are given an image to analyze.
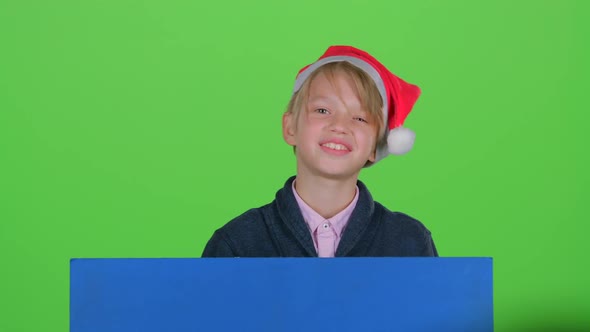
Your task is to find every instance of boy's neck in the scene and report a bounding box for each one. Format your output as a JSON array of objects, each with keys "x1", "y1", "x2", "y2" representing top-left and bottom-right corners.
[{"x1": 293, "y1": 173, "x2": 359, "y2": 220}]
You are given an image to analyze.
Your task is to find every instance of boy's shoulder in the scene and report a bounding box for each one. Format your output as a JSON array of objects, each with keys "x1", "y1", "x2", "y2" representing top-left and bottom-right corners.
[
  {"x1": 218, "y1": 204, "x2": 272, "y2": 234},
  {"x1": 356, "y1": 178, "x2": 432, "y2": 237},
  {"x1": 201, "y1": 203, "x2": 278, "y2": 257},
  {"x1": 374, "y1": 200, "x2": 432, "y2": 235},
  {"x1": 368, "y1": 200, "x2": 437, "y2": 256}
]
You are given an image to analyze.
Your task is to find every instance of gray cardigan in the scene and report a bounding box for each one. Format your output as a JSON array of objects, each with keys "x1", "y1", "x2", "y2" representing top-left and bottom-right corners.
[{"x1": 202, "y1": 176, "x2": 438, "y2": 257}]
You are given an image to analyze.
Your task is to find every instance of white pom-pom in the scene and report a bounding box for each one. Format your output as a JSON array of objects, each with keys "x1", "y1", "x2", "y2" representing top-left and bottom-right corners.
[{"x1": 387, "y1": 127, "x2": 416, "y2": 155}]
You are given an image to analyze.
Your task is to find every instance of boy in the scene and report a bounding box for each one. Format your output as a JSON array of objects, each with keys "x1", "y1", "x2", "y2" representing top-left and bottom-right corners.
[{"x1": 202, "y1": 46, "x2": 438, "y2": 257}]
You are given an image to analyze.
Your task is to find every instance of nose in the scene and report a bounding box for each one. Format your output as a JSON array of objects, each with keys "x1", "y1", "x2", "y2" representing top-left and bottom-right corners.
[{"x1": 328, "y1": 111, "x2": 350, "y2": 134}]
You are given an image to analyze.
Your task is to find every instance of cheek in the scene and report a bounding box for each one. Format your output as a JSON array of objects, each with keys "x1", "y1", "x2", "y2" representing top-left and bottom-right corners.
[
  {"x1": 358, "y1": 126, "x2": 378, "y2": 145},
  {"x1": 298, "y1": 117, "x2": 323, "y2": 134}
]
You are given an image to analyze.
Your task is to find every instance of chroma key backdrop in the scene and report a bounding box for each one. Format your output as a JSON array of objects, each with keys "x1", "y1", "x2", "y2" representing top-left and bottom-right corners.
[{"x1": 0, "y1": 1, "x2": 588, "y2": 331}]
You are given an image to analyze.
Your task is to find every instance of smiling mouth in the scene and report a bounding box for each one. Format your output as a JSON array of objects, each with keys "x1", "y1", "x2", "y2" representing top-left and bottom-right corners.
[{"x1": 320, "y1": 142, "x2": 350, "y2": 151}]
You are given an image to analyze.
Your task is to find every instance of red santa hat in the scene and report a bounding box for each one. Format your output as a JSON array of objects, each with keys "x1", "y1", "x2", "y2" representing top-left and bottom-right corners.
[{"x1": 292, "y1": 45, "x2": 421, "y2": 163}]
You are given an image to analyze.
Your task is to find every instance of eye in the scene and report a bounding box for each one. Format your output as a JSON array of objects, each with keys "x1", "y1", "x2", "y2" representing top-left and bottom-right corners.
[
  {"x1": 354, "y1": 116, "x2": 368, "y2": 123},
  {"x1": 315, "y1": 108, "x2": 329, "y2": 114}
]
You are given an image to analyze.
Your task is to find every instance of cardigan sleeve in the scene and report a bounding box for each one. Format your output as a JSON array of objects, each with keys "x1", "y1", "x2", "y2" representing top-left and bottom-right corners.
[
  {"x1": 421, "y1": 232, "x2": 439, "y2": 257},
  {"x1": 201, "y1": 229, "x2": 237, "y2": 257}
]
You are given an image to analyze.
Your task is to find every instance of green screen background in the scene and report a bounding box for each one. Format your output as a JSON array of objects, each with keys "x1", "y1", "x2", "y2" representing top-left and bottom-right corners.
[{"x1": 1, "y1": 0, "x2": 588, "y2": 331}]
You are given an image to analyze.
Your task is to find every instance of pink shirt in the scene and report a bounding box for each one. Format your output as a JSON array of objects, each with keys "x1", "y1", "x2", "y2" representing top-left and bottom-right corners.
[{"x1": 292, "y1": 180, "x2": 359, "y2": 257}]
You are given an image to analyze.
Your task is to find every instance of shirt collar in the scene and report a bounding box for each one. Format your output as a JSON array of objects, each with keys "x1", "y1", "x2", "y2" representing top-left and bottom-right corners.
[{"x1": 291, "y1": 179, "x2": 359, "y2": 236}]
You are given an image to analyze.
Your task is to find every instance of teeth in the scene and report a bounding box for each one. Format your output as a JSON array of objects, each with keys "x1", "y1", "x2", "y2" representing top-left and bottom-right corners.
[{"x1": 322, "y1": 142, "x2": 348, "y2": 151}]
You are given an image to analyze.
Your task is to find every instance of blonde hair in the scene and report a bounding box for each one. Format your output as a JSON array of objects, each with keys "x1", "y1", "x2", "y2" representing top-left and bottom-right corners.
[{"x1": 285, "y1": 61, "x2": 386, "y2": 166}]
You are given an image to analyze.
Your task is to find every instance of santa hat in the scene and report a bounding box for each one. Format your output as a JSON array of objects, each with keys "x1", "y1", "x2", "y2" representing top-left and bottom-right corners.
[{"x1": 292, "y1": 45, "x2": 421, "y2": 163}]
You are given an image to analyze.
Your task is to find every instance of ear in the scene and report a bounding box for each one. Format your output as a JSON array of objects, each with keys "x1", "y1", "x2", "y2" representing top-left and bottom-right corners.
[
  {"x1": 282, "y1": 112, "x2": 297, "y2": 146},
  {"x1": 368, "y1": 147, "x2": 376, "y2": 163}
]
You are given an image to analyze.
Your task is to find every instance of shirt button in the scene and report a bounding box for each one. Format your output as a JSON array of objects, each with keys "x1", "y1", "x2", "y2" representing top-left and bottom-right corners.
[{"x1": 323, "y1": 223, "x2": 329, "y2": 229}]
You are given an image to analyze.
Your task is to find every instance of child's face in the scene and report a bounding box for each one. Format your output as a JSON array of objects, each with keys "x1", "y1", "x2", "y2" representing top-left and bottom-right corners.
[{"x1": 283, "y1": 70, "x2": 378, "y2": 180}]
